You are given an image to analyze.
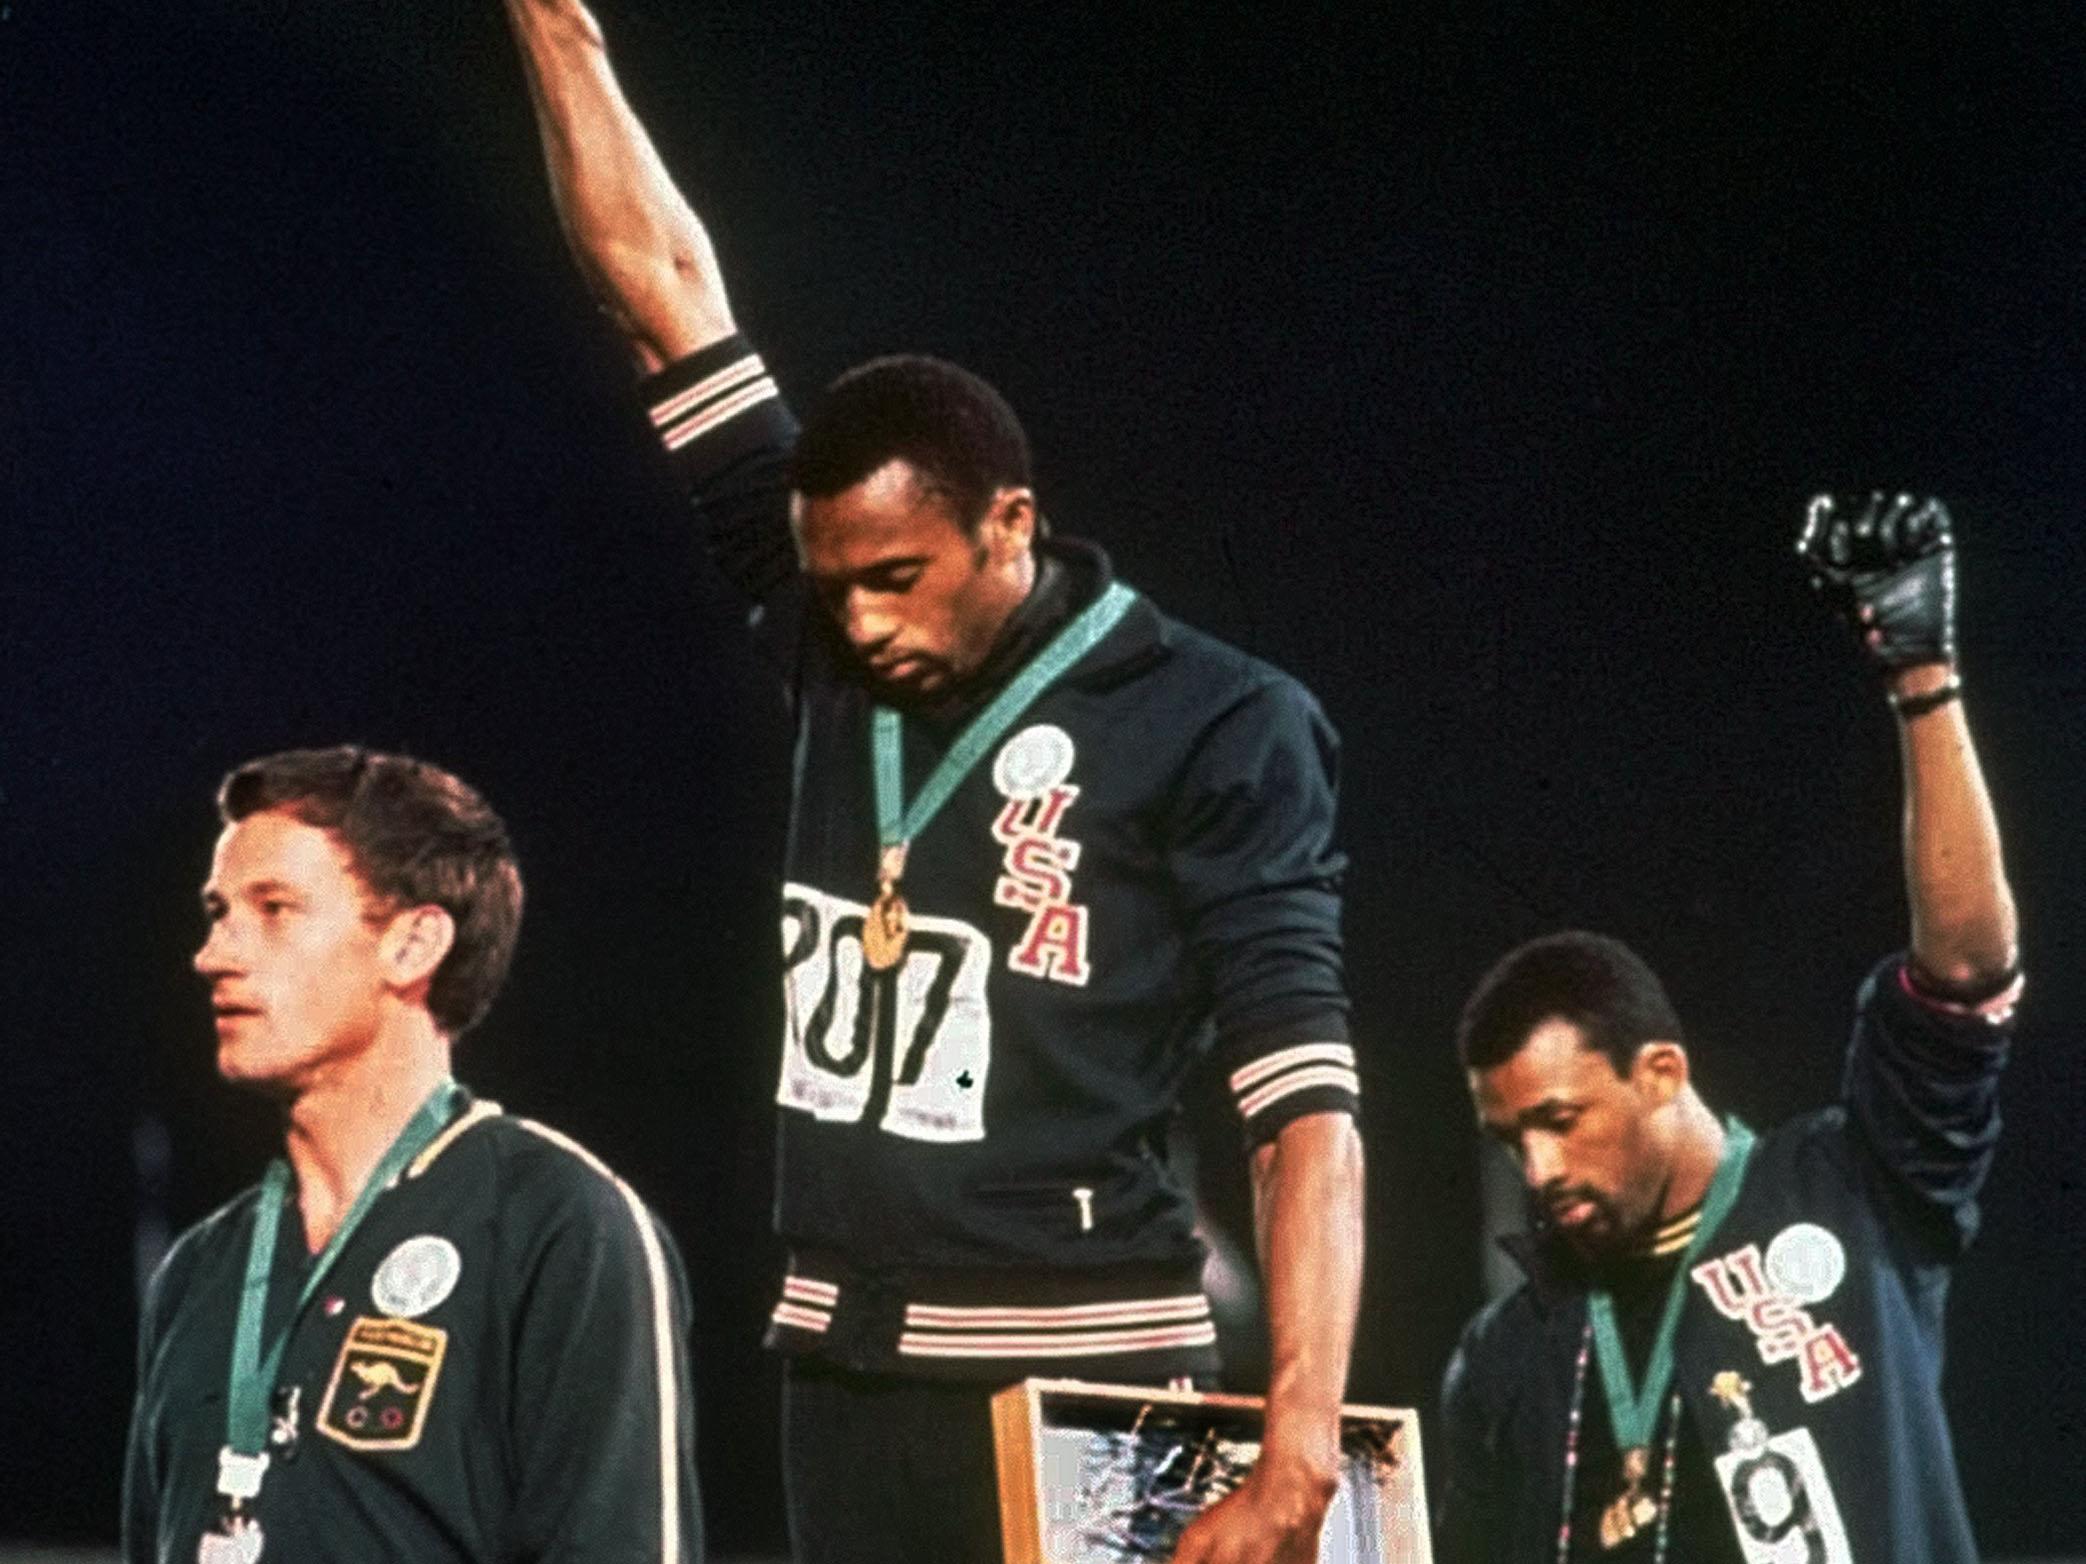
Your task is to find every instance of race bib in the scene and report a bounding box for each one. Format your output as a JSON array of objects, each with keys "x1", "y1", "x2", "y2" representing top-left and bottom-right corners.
[
  {"x1": 778, "y1": 882, "x2": 993, "y2": 1142},
  {"x1": 1713, "y1": 1425, "x2": 1854, "y2": 1564}
]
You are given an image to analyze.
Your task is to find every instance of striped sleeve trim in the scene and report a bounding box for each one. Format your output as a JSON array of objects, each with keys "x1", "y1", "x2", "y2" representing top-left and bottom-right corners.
[
  {"x1": 897, "y1": 1293, "x2": 1216, "y2": 1361},
  {"x1": 1899, "y1": 963, "x2": 2023, "y2": 1026},
  {"x1": 513, "y1": 1119, "x2": 685, "y2": 1564},
  {"x1": 769, "y1": 1274, "x2": 838, "y2": 1335},
  {"x1": 1228, "y1": 1042, "x2": 1359, "y2": 1121},
  {"x1": 648, "y1": 350, "x2": 780, "y2": 452}
]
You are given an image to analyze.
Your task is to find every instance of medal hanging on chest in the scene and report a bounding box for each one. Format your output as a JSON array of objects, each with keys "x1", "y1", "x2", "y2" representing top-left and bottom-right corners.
[
  {"x1": 862, "y1": 842, "x2": 911, "y2": 971},
  {"x1": 199, "y1": 1448, "x2": 269, "y2": 1564},
  {"x1": 197, "y1": 1512, "x2": 265, "y2": 1564},
  {"x1": 1596, "y1": 1445, "x2": 1661, "y2": 1550},
  {"x1": 1581, "y1": 1117, "x2": 1756, "y2": 1556},
  {"x1": 206, "y1": 1082, "x2": 463, "y2": 1560},
  {"x1": 865, "y1": 581, "x2": 1136, "y2": 970}
]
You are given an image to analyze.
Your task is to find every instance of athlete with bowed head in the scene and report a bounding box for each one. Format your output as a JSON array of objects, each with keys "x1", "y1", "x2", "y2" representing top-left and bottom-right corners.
[
  {"x1": 502, "y1": 3, "x2": 1368, "y2": 1560},
  {"x1": 1437, "y1": 496, "x2": 2022, "y2": 1563}
]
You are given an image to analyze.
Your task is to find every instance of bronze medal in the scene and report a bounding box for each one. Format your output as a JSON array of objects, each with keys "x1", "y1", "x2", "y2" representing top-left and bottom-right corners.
[{"x1": 1598, "y1": 1446, "x2": 1657, "y2": 1550}]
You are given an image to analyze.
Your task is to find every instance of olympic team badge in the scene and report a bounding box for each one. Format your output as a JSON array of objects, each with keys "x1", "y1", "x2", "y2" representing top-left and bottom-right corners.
[
  {"x1": 371, "y1": 1234, "x2": 463, "y2": 1319},
  {"x1": 993, "y1": 723, "x2": 1076, "y2": 800},
  {"x1": 317, "y1": 1317, "x2": 448, "y2": 1452}
]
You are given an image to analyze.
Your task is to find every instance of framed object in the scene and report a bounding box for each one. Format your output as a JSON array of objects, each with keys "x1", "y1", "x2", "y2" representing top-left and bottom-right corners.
[{"x1": 992, "y1": 1377, "x2": 1432, "y2": 1564}]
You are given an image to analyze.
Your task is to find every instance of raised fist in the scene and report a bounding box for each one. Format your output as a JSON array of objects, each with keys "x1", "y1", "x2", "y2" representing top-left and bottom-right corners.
[{"x1": 1797, "y1": 492, "x2": 1956, "y2": 668}]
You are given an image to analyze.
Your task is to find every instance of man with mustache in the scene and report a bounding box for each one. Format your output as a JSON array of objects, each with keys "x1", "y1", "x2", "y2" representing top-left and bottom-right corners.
[
  {"x1": 123, "y1": 747, "x2": 702, "y2": 1562},
  {"x1": 501, "y1": 3, "x2": 1366, "y2": 1561},
  {"x1": 1437, "y1": 496, "x2": 2021, "y2": 1562}
]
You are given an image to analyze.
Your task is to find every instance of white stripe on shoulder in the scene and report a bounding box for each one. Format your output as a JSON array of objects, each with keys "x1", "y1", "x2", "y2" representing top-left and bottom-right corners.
[
  {"x1": 513, "y1": 1118, "x2": 683, "y2": 1564},
  {"x1": 406, "y1": 1099, "x2": 503, "y2": 1179}
]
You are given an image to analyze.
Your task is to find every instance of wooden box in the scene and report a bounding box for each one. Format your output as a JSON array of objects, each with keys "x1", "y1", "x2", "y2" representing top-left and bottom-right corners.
[{"x1": 991, "y1": 1378, "x2": 1432, "y2": 1564}]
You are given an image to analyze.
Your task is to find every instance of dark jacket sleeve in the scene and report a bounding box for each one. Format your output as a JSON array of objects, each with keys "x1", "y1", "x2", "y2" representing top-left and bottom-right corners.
[
  {"x1": 123, "y1": 1224, "x2": 205, "y2": 1564},
  {"x1": 640, "y1": 333, "x2": 806, "y2": 670},
  {"x1": 1166, "y1": 673, "x2": 1354, "y2": 1145},
  {"x1": 1840, "y1": 954, "x2": 2017, "y2": 1263},
  {"x1": 1434, "y1": 1309, "x2": 1506, "y2": 1564},
  {"x1": 121, "y1": 1272, "x2": 166, "y2": 1564},
  {"x1": 504, "y1": 1167, "x2": 704, "y2": 1563}
]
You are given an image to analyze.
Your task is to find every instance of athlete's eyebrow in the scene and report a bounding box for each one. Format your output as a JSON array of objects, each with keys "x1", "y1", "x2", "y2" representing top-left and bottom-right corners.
[{"x1": 830, "y1": 554, "x2": 931, "y2": 583}]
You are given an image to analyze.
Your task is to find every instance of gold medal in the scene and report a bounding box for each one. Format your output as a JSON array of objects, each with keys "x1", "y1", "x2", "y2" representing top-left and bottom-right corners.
[
  {"x1": 1598, "y1": 1446, "x2": 1657, "y2": 1549},
  {"x1": 862, "y1": 884, "x2": 910, "y2": 971},
  {"x1": 862, "y1": 843, "x2": 910, "y2": 971}
]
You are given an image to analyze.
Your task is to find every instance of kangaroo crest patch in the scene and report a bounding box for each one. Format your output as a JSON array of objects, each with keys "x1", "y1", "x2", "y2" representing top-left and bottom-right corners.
[{"x1": 318, "y1": 1316, "x2": 448, "y2": 1451}]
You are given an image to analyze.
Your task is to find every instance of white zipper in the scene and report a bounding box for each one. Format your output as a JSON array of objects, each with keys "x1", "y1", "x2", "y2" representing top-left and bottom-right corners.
[{"x1": 1072, "y1": 1186, "x2": 1095, "y2": 1232}]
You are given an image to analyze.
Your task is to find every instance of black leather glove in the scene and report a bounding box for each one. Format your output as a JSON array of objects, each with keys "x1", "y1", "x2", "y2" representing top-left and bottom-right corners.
[{"x1": 1796, "y1": 492, "x2": 1957, "y2": 668}]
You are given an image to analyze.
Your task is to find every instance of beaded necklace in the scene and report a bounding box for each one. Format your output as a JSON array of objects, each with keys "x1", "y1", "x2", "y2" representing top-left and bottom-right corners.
[{"x1": 1554, "y1": 1317, "x2": 1684, "y2": 1564}]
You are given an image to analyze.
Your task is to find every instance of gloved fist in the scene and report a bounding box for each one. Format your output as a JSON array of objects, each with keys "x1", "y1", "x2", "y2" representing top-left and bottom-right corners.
[{"x1": 1797, "y1": 492, "x2": 1957, "y2": 668}]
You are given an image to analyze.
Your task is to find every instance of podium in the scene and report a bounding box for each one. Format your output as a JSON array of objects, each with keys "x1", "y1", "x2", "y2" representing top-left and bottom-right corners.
[{"x1": 991, "y1": 1378, "x2": 1432, "y2": 1564}]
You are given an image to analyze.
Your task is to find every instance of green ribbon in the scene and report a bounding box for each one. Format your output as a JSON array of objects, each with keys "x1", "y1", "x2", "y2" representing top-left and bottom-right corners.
[
  {"x1": 219, "y1": 1080, "x2": 463, "y2": 1495},
  {"x1": 872, "y1": 580, "x2": 1137, "y2": 850},
  {"x1": 1586, "y1": 1115, "x2": 1756, "y2": 1454}
]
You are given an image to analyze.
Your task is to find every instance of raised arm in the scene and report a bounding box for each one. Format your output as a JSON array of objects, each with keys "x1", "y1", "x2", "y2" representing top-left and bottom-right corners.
[
  {"x1": 504, "y1": 0, "x2": 736, "y2": 372},
  {"x1": 1799, "y1": 493, "x2": 2019, "y2": 998}
]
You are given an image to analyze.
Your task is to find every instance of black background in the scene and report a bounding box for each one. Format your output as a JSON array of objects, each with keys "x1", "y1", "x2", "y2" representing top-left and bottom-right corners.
[{"x1": 4, "y1": 1, "x2": 2081, "y2": 1553}]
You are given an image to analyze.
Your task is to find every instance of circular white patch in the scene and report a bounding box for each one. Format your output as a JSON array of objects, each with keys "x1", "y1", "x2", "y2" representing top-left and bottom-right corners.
[
  {"x1": 371, "y1": 1235, "x2": 462, "y2": 1319},
  {"x1": 1764, "y1": 1222, "x2": 1846, "y2": 1305},
  {"x1": 1743, "y1": 1462, "x2": 1796, "y2": 1529},
  {"x1": 993, "y1": 723, "x2": 1076, "y2": 800}
]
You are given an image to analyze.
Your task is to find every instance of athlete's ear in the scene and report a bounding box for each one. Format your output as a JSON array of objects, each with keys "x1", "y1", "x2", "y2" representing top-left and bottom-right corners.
[
  {"x1": 1629, "y1": 1040, "x2": 1689, "y2": 1107},
  {"x1": 382, "y1": 905, "x2": 456, "y2": 995},
  {"x1": 980, "y1": 486, "x2": 1037, "y2": 563}
]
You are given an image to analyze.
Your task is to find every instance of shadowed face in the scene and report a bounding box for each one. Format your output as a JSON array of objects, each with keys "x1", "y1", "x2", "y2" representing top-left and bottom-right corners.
[
  {"x1": 1470, "y1": 1017, "x2": 1684, "y2": 1260},
  {"x1": 194, "y1": 811, "x2": 399, "y2": 1095},
  {"x1": 793, "y1": 458, "x2": 1034, "y2": 700}
]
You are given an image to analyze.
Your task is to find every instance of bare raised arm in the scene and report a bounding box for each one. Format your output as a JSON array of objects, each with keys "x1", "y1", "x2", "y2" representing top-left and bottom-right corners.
[
  {"x1": 1889, "y1": 661, "x2": 2017, "y2": 993},
  {"x1": 504, "y1": 0, "x2": 737, "y2": 372}
]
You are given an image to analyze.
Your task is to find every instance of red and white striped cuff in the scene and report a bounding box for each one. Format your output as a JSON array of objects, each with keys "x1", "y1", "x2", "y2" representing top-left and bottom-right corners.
[
  {"x1": 1228, "y1": 1041, "x2": 1360, "y2": 1123},
  {"x1": 769, "y1": 1273, "x2": 839, "y2": 1336},
  {"x1": 1898, "y1": 963, "x2": 2023, "y2": 1026},
  {"x1": 648, "y1": 350, "x2": 781, "y2": 453}
]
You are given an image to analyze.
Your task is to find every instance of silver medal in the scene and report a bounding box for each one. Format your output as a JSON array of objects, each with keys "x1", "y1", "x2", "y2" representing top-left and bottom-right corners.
[{"x1": 198, "y1": 1512, "x2": 264, "y2": 1564}]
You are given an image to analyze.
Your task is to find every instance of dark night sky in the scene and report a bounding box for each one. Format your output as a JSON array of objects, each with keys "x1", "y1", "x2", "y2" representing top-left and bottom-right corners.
[{"x1": 4, "y1": 1, "x2": 2082, "y2": 1552}]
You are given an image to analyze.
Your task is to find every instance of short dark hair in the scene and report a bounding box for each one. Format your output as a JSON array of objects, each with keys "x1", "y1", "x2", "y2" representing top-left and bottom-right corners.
[
  {"x1": 1456, "y1": 930, "x2": 1685, "y2": 1077},
  {"x1": 789, "y1": 354, "x2": 1032, "y2": 528},
  {"x1": 217, "y1": 746, "x2": 523, "y2": 1037}
]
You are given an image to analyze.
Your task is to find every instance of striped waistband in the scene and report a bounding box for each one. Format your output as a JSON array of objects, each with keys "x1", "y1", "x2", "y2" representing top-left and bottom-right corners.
[{"x1": 766, "y1": 1256, "x2": 1218, "y2": 1367}]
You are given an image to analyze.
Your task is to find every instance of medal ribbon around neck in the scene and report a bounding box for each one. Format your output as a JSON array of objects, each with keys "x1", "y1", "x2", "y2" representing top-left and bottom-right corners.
[
  {"x1": 220, "y1": 1080, "x2": 463, "y2": 1498},
  {"x1": 1585, "y1": 1115, "x2": 1756, "y2": 1458},
  {"x1": 869, "y1": 578, "x2": 1136, "y2": 885}
]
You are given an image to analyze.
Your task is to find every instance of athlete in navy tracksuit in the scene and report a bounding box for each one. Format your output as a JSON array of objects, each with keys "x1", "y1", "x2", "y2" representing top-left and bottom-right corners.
[
  {"x1": 1439, "y1": 495, "x2": 2021, "y2": 1562},
  {"x1": 503, "y1": 3, "x2": 1367, "y2": 1560}
]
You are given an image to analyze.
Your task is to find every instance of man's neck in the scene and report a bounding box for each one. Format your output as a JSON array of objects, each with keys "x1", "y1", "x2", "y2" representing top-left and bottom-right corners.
[
  {"x1": 1657, "y1": 1090, "x2": 1727, "y2": 1224},
  {"x1": 283, "y1": 1022, "x2": 450, "y2": 1254}
]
